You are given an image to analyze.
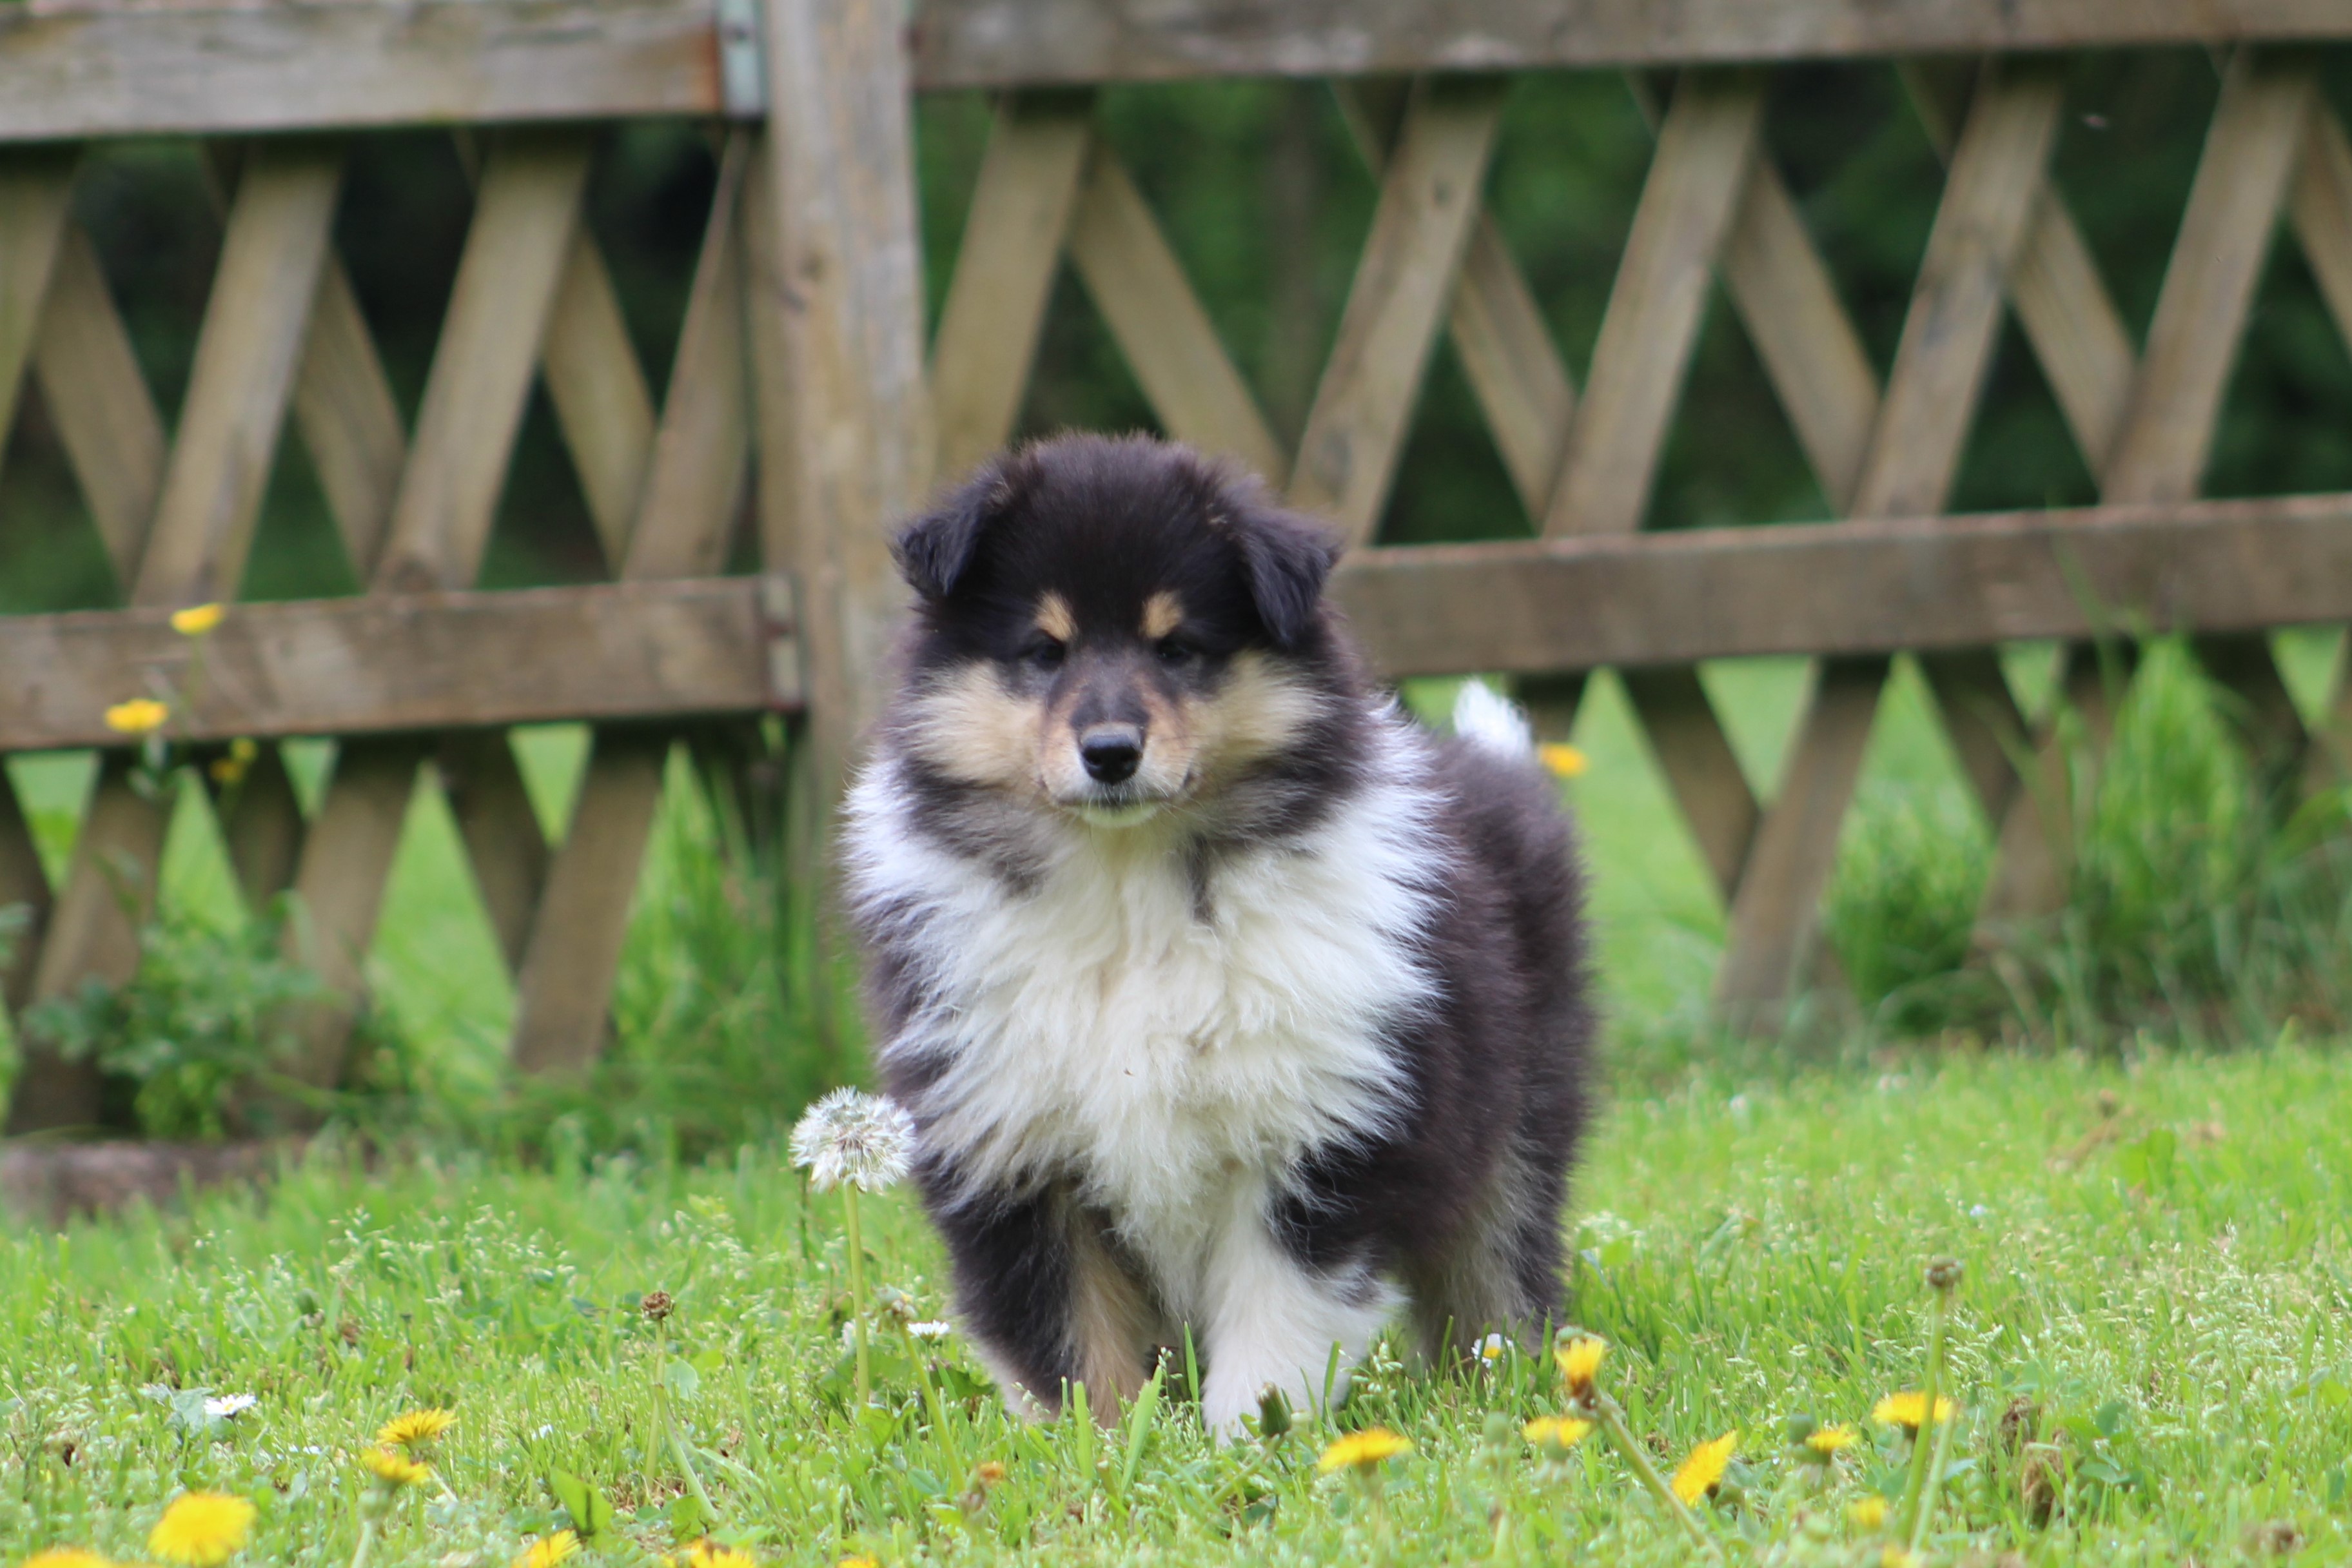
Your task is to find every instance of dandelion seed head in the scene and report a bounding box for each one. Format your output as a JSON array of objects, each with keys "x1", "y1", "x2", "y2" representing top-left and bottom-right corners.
[
  {"x1": 148, "y1": 1493, "x2": 255, "y2": 1567},
  {"x1": 1671, "y1": 1429, "x2": 1738, "y2": 1505},
  {"x1": 1316, "y1": 1427, "x2": 1412, "y2": 1474},
  {"x1": 790, "y1": 1089, "x2": 916, "y2": 1193}
]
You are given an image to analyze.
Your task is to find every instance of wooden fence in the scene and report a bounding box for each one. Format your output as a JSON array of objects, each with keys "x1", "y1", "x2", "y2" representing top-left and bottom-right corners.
[{"x1": 5, "y1": 1, "x2": 2352, "y2": 1131}]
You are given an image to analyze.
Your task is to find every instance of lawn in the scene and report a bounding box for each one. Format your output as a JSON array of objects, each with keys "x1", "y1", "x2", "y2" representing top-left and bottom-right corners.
[
  {"x1": 6, "y1": 645, "x2": 2352, "y2": 1563},
  {"x1": 5, "y1": 1044, "x2": 2349, "y2": 1564}
]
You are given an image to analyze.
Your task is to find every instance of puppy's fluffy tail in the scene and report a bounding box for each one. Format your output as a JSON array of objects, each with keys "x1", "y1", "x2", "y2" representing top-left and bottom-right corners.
[{"x1": 1451, "y1": 679, "x2": 1536, "y2": 759}]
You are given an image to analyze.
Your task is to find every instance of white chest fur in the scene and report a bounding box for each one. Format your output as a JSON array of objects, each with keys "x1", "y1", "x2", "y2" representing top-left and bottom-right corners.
[{"x1": 846, "y1": 723, "x2": 1443, "y2": 1306}]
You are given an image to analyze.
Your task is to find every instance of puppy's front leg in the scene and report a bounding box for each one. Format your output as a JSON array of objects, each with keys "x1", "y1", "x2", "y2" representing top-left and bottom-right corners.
[{"x1": 1196, "y1": 1184, "x2": 1396, "y2": 1440}]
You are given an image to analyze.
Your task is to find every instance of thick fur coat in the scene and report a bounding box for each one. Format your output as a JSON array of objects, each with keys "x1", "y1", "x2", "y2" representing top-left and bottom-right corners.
[{"x1": 842, "y1": 434, "x2": 1596, "y2": 1435}]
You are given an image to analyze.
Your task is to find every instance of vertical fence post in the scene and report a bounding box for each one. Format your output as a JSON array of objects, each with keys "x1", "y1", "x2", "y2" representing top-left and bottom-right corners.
[{"x1": 749, "y1": 0, "x2": 931, "y2": 806}]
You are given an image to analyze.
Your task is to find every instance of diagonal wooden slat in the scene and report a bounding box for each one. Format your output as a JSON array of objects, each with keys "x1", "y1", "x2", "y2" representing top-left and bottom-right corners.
[
  {"x1": 282, "y1": 130, "x2": 596, "y2": 1090},
  {"x1": 511, "y1": 135, "x2": 759, "y2": 1075},
  {"x1": 1544, "y1": 68, "x2": 1763, "y2": 539},
  {"x1": 10, "y1": 146, "x2": 350, "y2": 1132},
  {"x1": 290, "y1": 259, "x2": 407, "y2": 577},
  {"x1": 930, "y1": 90, "x2": 1095, "y2": 482},
  {"x1": 34, "y1": 224, "x2": 168, "y2": 578},
  {"x1": 0, "y1": 767, "x2": 51, "y2": 1016},
  {"x1": 1291, "y1": 74, "x2": 1507, "y2": 542},
  {"x1": 1717, "y1": 58, "x2": 2065, "y2": 1019},
  {"x1": 373, "y1": 131, "x2": 594, "y2": 593},
  {"x1": 1064, "y1": 145, "x2": 1286, "y2": 484},
  {"x1": 542, "y1": 228, "x2": 658, "y2": 565},
  {"x1": 1620, "y1": 665, "x2": 1758, "y2": 900},
  {"x1": 131, "y1": 141, "x2": 348, "y2": 608},
  {"x1": 0, "y1": 149, "x2": 77, "y2": 452},
  {"x1": 2297, "y1": 108, "x2": 2352, "y2": 348},
  {"x1": 1334, "y1": 79, "x2": 1576, "y2": 518},
  {"x1": 209, "y1": 745, "x2": 308, "y2": 915}
]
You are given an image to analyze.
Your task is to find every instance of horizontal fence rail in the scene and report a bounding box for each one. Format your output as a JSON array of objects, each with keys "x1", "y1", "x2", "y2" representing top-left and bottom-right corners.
[
  {"x1": 5, "y1": 0, "x2": 2352, "y2": 140},
  {"x1": 4, "y1": 0, "x2": 2352, "y2": 1137}
]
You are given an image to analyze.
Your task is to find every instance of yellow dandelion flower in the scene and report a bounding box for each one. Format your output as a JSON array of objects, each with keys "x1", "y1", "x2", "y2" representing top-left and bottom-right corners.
[
  {"x1": 104, "y1": 698, "x2": 169, "y2": 736},
  {"x1": 21, "y1": 1551, "x2": 116, "y2": 1568},
  {"x1": 1871, "y1": 1392, "x2": 1956, "y2": 1431},
  {"x1": 674, "y1": 1544, "x2": 758, "y2": 1568},
  {"x1": 511, "y1": 1532, "x2": 579, "y2": 1568},
  {"x1": 359, "y1": 1447, "x2": 431, "y2": 1489},
  {"x1": 1847, "y1": 1495, "x2": 1889, "y2": 1531},
  {"x1": 1316, "y1": 1427, "x2": 1413, "y2": 1474},
  {"x1": 1670, "y1": 1429, "x2": 1738, "y2": 1505},
  {"x1": 376, "y1": 1408, "x2": 456, "y2": 1450},
  {"x1": 170, "y1": 603, "x2": 225, "y2": 636},
  {"x1": 1522, "y1": 1415, "x2": 1594, "y2": 1454},
  {"x1": 835, "y1": 1559, "x2": 879, "y2": 1568},
  {"x1": 1538, "y1": 743, "x2": 1588, "y2": 779},
  {"x1": 148, "y1": 1492, "x2": 255, "y2": 1567},
  {"x1": 1804, "y1": 1423, "x2": 1857, "y2": 1456},
  {"x1": 1554, "y1": 1335, "x2": 1607, "y2": 1398}
]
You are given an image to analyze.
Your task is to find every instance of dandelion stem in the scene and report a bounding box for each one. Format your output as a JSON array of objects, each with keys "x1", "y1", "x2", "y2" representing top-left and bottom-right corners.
[
  {"x1": 1591, "y1": 1395, "x2": 1716, "y2": 1558},
  {"x1": 844, "y1": 1184, "x2": 872, "y2": 1407},
  {"x1": 651, "y1": 1315, "x2": 721, "y2": 1529},
  {"x1": 348, "y1": 1518, "x2": 375, "y2": 1568},
  {"x1": 1896, "y1": 1282, "x2": 1952, "y2": 1544},
  {"x1": 1907, "y1": 1394, "x2": 1959, "y2": 1558}
]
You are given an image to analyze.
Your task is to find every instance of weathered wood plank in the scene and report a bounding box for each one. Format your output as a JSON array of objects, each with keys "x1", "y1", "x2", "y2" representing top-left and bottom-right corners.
[
  {"x1": 2296, "y1": 109, "x2": 2352, "y2": 347},
  {"x1": 1291, "y1": 74, "x2": 1507, "y2": 543},
  {"x1": 1329, "y1": 493, "x2": 2352, "y2": 678},
  {"x1": 1714, "y1": 656, "x2": 1884, "y2": 1017},
  {"x1": 930, "y1": 90, "x2": 1095, "y2": 484},
  {"x1": 913, "y1": 0, "x2": 2352, "y2": 90},
  {"x1": 1618, "y1": 665, "x2": 1758, "y2": 899},
  {"x1": 1335, "y1": 79, "x2": 1575, "y2": 517},
  {"x1": 1544, "y1": 69, "x2": 1762, "y2": 537},
  {"x1": 291, "y1": 258, "x2": 408, "y2": 578},
  {"x1": 0, "y1": 149, "x2": 75, "y2": 451},
  {"x1": 0, "y1": 578, "x2": 790, "y2": 752},
  {"x1": 541, "y1": 231, "x2": 659, "y2": 566},
  {"x1": 32, "y1": 224, "x2": 166, "y2": 578},
  {"x1": 131, "y1": 139, "x2": 347, "y2": 607},
  {"x1": 1852, "y1": 59, "x2": 2065, "y2": 520},
  {"x1": 509, "y1": 727, "x2": 670, "y2": 1073},
  {"x1": 211, "y1": 743, "x2": 308, "y2": 912},
  {"x1": 0, "y1": 0, "x2": 727, "y2": 143},
  {"x1": 1065, "y1": 146, "x2": 1286, "y2": 484},
  {"x1": 754, "y1": 0, "x2": 936, "y2": 797},
  {"x1": 373, "y1": 131, "x2": 592, "y2": 593},
  {"x1": 2106, "y1": 53, "x2": 2313, "y2": 505},
  {"x1": 435, "y1": 731, "x2": 550, "y2": 974},
  {"x1": 624, "y1": 131, "x2": 754, "y2": 581}
]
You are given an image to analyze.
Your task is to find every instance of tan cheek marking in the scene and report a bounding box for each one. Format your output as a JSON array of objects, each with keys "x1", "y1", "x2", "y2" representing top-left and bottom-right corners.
[
  {"x1": 1141, "y1": 591, "x2": 1184, "y2": 641},
  {"x1": 902, "y1": 664, "x2": 1044, "y2": 790},
  {"x1": 1133, "y1": 683, "x2": 1195, "y2": 792},
  {"x1": 1035, "y1": 593, "x2": 1076, "y2": 643},
  {"x1": 1188, "y1": 652, "x2": 1320, "y2": 780}
]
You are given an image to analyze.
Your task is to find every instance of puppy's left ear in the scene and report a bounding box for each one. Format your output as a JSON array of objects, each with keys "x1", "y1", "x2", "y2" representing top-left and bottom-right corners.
[
  {"x1": 1231, "y1": 504, "x2": 1342, "y2": 651},
  {"x1": 892, "y1": 463, "x2": 1006, "y2": 602}
]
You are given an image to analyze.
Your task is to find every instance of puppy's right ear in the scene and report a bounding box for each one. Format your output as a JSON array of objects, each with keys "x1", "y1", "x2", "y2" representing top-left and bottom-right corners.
[{"x1": 892, "y1": 466, "x2": 1005, "y2": 602}]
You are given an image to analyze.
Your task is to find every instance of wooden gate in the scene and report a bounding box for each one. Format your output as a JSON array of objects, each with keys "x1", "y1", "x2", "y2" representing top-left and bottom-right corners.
[{"x1": 5, "y1": 2, "x2": 2352, "y2": 1130}]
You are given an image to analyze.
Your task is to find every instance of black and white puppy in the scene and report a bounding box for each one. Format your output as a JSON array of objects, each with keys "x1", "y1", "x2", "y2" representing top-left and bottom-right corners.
[{"x1": 843, "y1": 433, "x2": 1595, "y2": 1435}]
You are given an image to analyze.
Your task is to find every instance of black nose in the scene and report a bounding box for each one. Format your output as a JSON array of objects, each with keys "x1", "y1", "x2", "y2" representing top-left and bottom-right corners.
[{"x1": 1079, "y1": 725, "x2": 1143, "y2": 785}]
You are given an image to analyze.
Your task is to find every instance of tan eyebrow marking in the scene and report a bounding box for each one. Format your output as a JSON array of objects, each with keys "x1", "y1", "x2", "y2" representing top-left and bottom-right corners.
[
  {"x1": 1141, "y1": 591, "x2": 1184, "y2": 641},
  {"x1": 1034, "y1": 592, "x2": 1076, "y2": 642}
]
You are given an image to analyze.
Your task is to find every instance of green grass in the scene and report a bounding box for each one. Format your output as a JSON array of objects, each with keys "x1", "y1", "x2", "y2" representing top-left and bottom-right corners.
[{"x1": 5, "y1": 1046, "x2": 2350, "y2": 1563}]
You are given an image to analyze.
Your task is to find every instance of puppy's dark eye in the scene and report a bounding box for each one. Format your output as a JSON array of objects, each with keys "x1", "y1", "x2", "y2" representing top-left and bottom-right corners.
[
  {"x1": 1024, "y1": 638, "x2": 1066, "y2": 671},
  {"x1": 1156, "y1": 637, "x2": 1195, "y2": 667}
]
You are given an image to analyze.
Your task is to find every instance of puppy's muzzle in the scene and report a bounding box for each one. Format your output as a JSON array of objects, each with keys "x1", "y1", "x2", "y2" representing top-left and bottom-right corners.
[{"x1": 1078, "y1": 723, "x2": 1144, "y2": 785}]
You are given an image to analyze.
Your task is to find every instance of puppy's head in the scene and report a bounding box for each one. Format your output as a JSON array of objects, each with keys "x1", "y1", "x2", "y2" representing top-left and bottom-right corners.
[{"x1": 888, "y1": 435, "x2": 1342, "y2": 828}]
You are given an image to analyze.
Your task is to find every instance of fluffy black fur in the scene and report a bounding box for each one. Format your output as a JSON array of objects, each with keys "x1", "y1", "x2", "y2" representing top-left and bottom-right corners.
[{"x1": 848, "y1": 433, "x2": 1598, "y2": 1414}]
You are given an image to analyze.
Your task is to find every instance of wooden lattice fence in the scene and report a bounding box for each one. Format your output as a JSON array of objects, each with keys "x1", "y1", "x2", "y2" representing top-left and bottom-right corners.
[{"x1": 5, "y1": 1, "x2": 2352, "y2": 1132}]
